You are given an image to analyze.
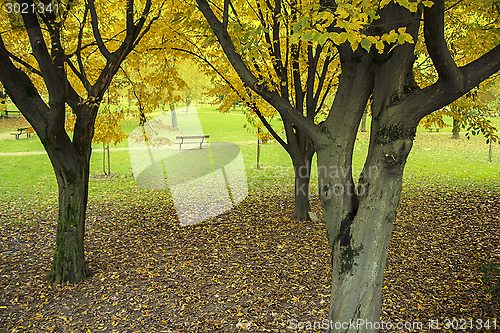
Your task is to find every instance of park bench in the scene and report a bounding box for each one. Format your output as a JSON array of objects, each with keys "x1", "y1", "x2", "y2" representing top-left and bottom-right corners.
[
  {"x1": 175, "y1": 135, "x2": 210, "y2": 150},
  {"x1": 10, "y1": 127, "x2": 32, "y2": 140},
  {"x1": 3, "y1": 110, "x2": 22, "y2": 118},
  {"x1": 428, "y1": 127, "x2": 440, "y2": 132}
]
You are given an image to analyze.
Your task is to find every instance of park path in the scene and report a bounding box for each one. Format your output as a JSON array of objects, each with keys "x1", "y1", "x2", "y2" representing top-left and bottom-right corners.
[
  {"x1": 0, "y1": 140, "x2": 257, "y2": 156},
  {"x1": 0, "y1": 132, "x2": 11, "y2": 141}
]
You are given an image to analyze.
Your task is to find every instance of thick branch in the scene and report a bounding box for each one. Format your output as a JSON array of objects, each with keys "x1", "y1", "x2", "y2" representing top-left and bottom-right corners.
[
  {"x1": 21, "y1": 2, "x2": 66, "y2": 108},
  {"x1": 8, "y1": 51, "x2": 42, "y2": 76},
  {"x1": 0, "y1": 35, "x2": 49, "y2": 134},
  {"x1": 423, "y1": 0, "x2": 463, "y2": 84},
  {"x1": 223, "y1": 0, "x2": 229, "y2": 29},
  {"x1": 401, "y1": 43, "x2": 500, "y2": 121},
  {"x1": 88, "y1": 0, "x2": 112, "y2": 61},
  {"x1": 75, "y1": 5, "x2": 91, "y2": 92}
]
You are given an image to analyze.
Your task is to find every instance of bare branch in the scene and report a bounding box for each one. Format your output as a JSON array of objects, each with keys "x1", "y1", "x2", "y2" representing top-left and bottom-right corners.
[{"x1": 8, "y1": 52, "x2": 42, "y2": 77}]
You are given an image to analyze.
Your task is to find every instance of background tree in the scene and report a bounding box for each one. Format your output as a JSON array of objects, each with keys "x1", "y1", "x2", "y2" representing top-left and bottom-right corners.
[
  {"x1": 193, "y1": 0, "x2": 500, "y2": 330},
  {"x1": 177, "y1": 0, "x2": 339, "y2": 220},
  {"x1": 0, "y1": 0, "x2": 159, "y2": 283}
]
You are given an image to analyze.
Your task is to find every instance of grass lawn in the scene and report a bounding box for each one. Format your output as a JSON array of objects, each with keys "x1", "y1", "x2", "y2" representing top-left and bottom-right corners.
[{"x1": 1, "y1": 104, "x2": 500, "y2": 332}]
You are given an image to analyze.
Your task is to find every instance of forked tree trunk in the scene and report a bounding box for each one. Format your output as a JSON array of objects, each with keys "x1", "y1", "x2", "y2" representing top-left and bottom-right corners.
[
  {"x1": 321, "y1": 5, "x2": 420, "y2": 327},
  {"x1": 320, "y1": 125, "x2": 414, "y2": 332}
]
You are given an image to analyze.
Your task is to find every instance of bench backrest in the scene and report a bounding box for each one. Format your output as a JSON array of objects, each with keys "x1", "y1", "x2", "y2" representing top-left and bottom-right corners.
[{"x1": 176, "y1": 135, "x2": 210, "y2": 140}]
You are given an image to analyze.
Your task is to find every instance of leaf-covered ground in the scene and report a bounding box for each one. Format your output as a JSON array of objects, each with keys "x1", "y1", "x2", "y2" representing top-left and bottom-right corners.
[{"x1": 1, "y1": 188, "x2": 499, "y2": 332}]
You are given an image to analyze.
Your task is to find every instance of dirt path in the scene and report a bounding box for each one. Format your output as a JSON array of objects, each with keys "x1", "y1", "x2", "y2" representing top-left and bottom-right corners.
[
  {"x1": 0, "y1": 140, "x2": 257, "y2": 156},
  {"x1": 0, "y1": 132, "x2": 11, "y2": 141}
]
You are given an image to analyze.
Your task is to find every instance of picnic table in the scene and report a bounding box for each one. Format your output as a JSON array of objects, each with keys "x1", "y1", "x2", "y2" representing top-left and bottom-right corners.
[
  {"x1": 175, "y1": 135, "x2": 210, "y2": 149},
  {"x1": 10, "y1": 127, "x2": 32, "y2": 140}
]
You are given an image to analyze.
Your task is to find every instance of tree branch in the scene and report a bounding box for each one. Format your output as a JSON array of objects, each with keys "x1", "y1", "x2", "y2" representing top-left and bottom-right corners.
[
  {"x1": 88, "y1": 0, "x2": 112, "y2": 61},
  {"x1": 401, "y1": 43, "x2": 500, "y2": 122},
  {"x1": 0, "y1": 34, "x2": 49, "y2": 134},
  {"x1": 132, "y1": 1, "x2": 161, "y2": 50},
  {"x1": 21, "y1": 2, "x2": 66, "y2": 104},
  {"x1": 172, "y1": 46, "x2": 290, "y2": 151},
  {"x1": 195, "y1": 0, "x2": 326, "y2": 146},
  {"x1": 223, "y1": 0, "x2": 229, "y2": 30},
  {"x1": 76, "y1": 5, "x2": 91, "y2": 91},
  {"x1": 8, "y1": 51, "x2": 42, "y2": 77}
]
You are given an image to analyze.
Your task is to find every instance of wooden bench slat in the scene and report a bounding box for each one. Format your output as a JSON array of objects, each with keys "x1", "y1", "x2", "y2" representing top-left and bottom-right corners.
[{"x1": 175, "y1": 135, "x2": 210, "y2": 149}]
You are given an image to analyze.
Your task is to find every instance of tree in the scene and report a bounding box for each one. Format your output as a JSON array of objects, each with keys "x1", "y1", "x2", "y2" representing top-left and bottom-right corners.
[
  {"x1": 193, "y1": 0, "x2": 500, "y2": 330},
  {"x1": 177, "y1": 1, "x2": 339, "y2": 220},
  {"x1": 0, "y1": 0, "x2": 159, "y2": 283}
]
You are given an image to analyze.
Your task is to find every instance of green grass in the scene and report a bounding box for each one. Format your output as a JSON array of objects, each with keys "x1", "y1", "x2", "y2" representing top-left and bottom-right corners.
[{"x1": 1, "y1": 104, "x2": 499, "y2": 208}]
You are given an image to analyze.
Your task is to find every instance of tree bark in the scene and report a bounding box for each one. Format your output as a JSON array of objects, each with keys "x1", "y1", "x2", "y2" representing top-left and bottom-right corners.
[
  {"x1": 291, "y1": 156, "x2": 312, "y2": 221},
  {"x1": 321, "y1": 123, "x2": 414, "y2": 332},
  {"x1": 46, "y1": 154, "x2": 90, "y2": 284}
]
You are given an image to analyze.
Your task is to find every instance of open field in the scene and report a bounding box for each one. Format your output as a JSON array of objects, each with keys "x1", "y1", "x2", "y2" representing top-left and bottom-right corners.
[{"x1": 1, "y1": 105, "x2": 500, "y2": 332}]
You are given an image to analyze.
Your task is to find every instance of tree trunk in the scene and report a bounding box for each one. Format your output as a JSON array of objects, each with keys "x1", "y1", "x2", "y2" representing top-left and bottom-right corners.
[
  {"x1": 292, "y1": 156, "x2": 312, "y2": 221},
  {"x1": 257, "y1": 127, "x2": 261, "y2": 169},
  {"x1": 103, "y1": 143, "x2": 107, "y2": 175},
  {"x1": 170, "y1": 103, "x2": 178, "y2": 130},
  {"x1": 45, "y1": 150, "x2": 90, "y2": 284},
  {"x1": 489, "y1": 140, "x2": 492, "y2": 163},
  {"x1": 452, "y1": 116, "x2": 460, "y2": 139},
  {"x1": 320, "y1": 124, "x2": 414, "y2": 332}
]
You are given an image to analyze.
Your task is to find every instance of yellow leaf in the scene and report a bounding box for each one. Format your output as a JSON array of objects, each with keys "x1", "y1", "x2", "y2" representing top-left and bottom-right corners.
[
  {"x1": 386, "y1": 30, "x2": 398, "y2": 43},
  {"x1": 408, "y1": 2, "x2": 418, "y2": 12},
  {"x1": 422, "y1": 0, "x2": 434, "y2": 7},
  {"x1": 236, "y1": 312, "x2": 244, "y2": 316},
  {"x1": 336, "y1": 7, "x2": 349, "y2": 19}
]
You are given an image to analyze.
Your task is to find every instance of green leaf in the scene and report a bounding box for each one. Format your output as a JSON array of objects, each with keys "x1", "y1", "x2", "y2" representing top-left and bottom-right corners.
[{"x1": 360, "y1": 38, "x2": 372, "y2": 52}]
